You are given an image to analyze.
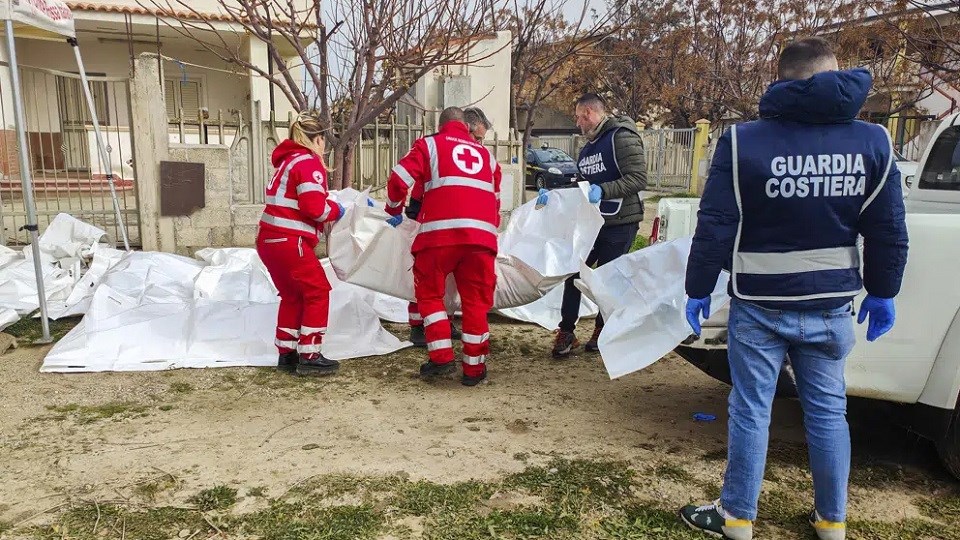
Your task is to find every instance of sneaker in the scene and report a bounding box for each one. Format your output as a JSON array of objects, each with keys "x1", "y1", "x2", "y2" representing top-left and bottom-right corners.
[
  {"x1": 462, "y1": 370, "x2": 487, "y2": 387},
  {"x1": 679, "y1": 500, "x2": 753, "y2": 540},
  {"x1": 277, "y1": 351, "x2": 298, "y2": 373},
  {"x1": 409, "y1": 325, "x2": 427, "y2": 348},
  {"x1": 419, "y1": 360, "x2": 456, "y2": 378},
  {"x1": 810, "y1": 510, "x2": 845, "y2": 540},
  {"x1": 584, "y1": 324, "x2": 602, "y2": 352},
  {"x1": 551, "y1": 330, "x2": 580, "y2": 359},
  {"x1": 295, "y1": 355, "x2": 340, "y2": 376}
]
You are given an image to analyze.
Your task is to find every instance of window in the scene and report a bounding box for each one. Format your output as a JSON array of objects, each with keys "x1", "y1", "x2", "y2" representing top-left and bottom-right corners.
[
  {"x1": 918, "y1": 126, "x2": 960, "y2": 192},
  {"x1": 57, "y1": 77, "x2": 109, "y2": 125},
  {"x1": 531, "y1": 148, "x2": 574, "y2": 163},
  {"x1": 165, "y1": 79, "x2": 202, "y2": 122}
]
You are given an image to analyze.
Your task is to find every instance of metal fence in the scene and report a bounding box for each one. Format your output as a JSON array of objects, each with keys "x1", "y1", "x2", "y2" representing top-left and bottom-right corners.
[
  {"x1": 171, "y1": 106, "x2": 524, "y2": 201},
  {"x1": 0, "y1": 64, "x2": 141, "y2": 246},
  {"x1": 531, "y1": 127, "x2": 697, "y2": 191}
]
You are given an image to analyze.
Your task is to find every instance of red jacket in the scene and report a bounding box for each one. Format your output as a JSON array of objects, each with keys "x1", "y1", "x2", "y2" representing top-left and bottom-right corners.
[
  {"x1": 259, "y1": 140, "x2": 341, "y2": 246},
  {"x1": 386, "y1": 122, "x2": 502, "y2": 253}
]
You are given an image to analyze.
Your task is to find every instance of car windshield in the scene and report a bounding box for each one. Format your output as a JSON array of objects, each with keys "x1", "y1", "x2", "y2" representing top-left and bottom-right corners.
[{"x1": 532, "y1": 148, "x2": 573, "y2": 163}]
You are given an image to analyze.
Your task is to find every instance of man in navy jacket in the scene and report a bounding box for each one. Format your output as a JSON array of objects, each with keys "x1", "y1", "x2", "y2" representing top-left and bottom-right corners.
[{"x1": 680, "y1": 38, "x2": 908, "y2": 540}]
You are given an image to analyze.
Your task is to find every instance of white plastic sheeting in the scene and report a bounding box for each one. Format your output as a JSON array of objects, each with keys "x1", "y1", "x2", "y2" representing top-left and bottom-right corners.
[
  {"x1": 0, "y1": 214, "x2": 106, "y2": 318},
  {"x1": 41, "y1": 248, "x2": 411, "y2": 372},
  {"x1": 328, "y1": 187, "x2": 604, "y2": 310},
  {"x1": 575, "y1": 237, "x2": 730, "y2": 379},
  {"x1": 495, "y1": 285, "x2": 598, "y2": 331}
]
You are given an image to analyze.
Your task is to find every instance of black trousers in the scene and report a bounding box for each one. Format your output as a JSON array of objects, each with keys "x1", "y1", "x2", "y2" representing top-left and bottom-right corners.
[{"x1": 559, "y1": 222, "x2": 639, "y2": 332}]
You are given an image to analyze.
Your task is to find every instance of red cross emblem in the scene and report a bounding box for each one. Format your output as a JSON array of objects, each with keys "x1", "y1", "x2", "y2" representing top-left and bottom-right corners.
[{"x1": 452, "y1": 144, "x2": 483, "y2": 174}]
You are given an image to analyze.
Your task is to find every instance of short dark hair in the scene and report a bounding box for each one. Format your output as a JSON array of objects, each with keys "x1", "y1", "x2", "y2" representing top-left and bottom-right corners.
[
  {"x1": 778, "y1": 37, "x2": 837, "y2": 81},
  {"x1": 463, "y1": 107, "x2": 491, "y2": 129},
  {"x1": 438, "y1": 106, "x2": 465, "y2": 127},
  {"x1": 575, "y1": 93, "x2": 607, "y2": 111}
]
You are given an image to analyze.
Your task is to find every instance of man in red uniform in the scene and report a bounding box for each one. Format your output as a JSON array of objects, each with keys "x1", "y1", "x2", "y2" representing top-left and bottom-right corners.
[
  {"x1": 406, "y1": 107, "x2": 494, "y2": 346},
  {"x1": 385, "y1": 107, "x2": 501, "y2": 386}
]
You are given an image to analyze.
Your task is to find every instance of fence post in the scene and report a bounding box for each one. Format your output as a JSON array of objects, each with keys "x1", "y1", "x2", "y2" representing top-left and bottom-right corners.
[{"x1": 691, "y1": 119, "x2": 711, "y2": 194}]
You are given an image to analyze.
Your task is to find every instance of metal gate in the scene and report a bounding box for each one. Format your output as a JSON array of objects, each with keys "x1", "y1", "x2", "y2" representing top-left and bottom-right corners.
[
  {"x1": 640, "y1": 128, "x2": 697, "y2": 191},
  {"x1": 0, "y1": 65, "x2": 140, "y2": 246}
]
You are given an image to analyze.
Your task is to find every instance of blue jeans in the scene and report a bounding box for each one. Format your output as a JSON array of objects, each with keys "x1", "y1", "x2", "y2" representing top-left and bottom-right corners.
[{"x1": 721, "y1": 299, "x2": 855, "y2": 523}]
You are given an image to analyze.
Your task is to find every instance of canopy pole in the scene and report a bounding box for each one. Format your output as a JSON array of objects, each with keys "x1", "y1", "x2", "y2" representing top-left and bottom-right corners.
[
  {"x1": 68, "y1": 38, "x2": 130, "y2": 251},
  {"x1": 4, "y1": 20, "x2": 51, "y2": 343}
]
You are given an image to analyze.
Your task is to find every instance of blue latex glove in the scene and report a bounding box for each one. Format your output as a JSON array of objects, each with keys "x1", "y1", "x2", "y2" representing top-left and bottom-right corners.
[
  {"x1": 685, "y1": 296, "x2": 711, "y2": 336},
  {"x1": 367, "y1": 198, "x2": 375, "y2": 207},
  {"x1": 334, "y1": 202, "x2": 346, "y2": 222},
  {"x1": 386, "y1": 214, "x2": 403, "y2": 228},
  {"x1": 857, "y1": 295, "x2": 895, "y2": 342},
  {"x1": 536, "y1": 188, "x2": 549, "y2": 206},
  {"x1": 588, "y1": 184, "x2": 602, "y2": 204}
]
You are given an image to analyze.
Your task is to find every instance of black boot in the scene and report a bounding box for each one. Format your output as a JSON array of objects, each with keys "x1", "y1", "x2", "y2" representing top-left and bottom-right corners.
[
  {"x1": 277, "y1": 351, "x2": 298, "y2": 373},
  {"x1": 419, "y1": 360, "x2": 456, "y2": 378},
  {"x1": 296, "y1": 354, "x2": 340, "y2": 376},
  {"x1": 409, "y1": 325, "x2": 427, "y2": 348},
  {"x1": 462, "y1": 370, "x2": 487, "y2": 387},
  {"x1": 584, "y1": 324, "x2": 603, "y2": 352}
]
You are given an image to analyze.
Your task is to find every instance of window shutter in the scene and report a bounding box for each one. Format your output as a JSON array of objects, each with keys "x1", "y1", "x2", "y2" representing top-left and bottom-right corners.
[
  {"x1": 179, "y1": 81, "x2": 201, "y2": 122},
  {"x1": 164, "y1": 80, "x2": 177, "y2": 120}
]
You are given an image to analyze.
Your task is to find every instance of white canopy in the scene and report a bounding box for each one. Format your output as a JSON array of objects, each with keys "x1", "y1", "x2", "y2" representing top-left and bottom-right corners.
[{"x1": 0, "y1": 0, "x2": 76, "y2": 40}]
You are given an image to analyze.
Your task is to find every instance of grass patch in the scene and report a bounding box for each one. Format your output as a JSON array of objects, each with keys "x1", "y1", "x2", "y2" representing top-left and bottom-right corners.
[
  {"x1": 189, "y1": 485, "x2": 238, "y2": 511},
  {"x1": 629, "y1": 235, "x2": 649, "y2": 252},
  {"x1": 4, "y1": 315, "x2": 80, "y2": 343},
  {"x1": 600, "y1": 504, "x2": 704, "y2": 539},
  {"x1": 169, "y1": 382, "x2": 194, "y2": 394},
  {"x1": 19, "y1": 457, "x2": 959, "y2": 540},
  {"x1": 134, "y1": 476, "x2": 179, "y2": 502},
  {"x1": 0, "y1": 520, "x2": 11, "y2": 534},
  {"x1": 43, "y1": 401, "x2": 148, "y2": 424},
  {"x1": 646, "y1": 191, "x2": 700, "y2": 204},
  {"x1": 30, "y1": 504, "x2": 211, "y2": 540},
  {"x1": 236, "y1": 502, "x2": 382, "y2": 540},
  {"x1": 916, "y1": 492, "x2": 960, "y2": 522},
  {"x1": 654, "y1": 463, "x2": 693, "y2": 483}
]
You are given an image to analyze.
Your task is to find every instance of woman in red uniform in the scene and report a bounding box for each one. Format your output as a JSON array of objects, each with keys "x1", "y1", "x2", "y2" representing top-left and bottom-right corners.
[{"x1": 257, "y1": 110, "x2": 344, "y2": 376}]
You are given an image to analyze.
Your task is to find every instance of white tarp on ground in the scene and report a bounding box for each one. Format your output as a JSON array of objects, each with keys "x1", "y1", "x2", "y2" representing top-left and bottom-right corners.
[
  {"x1": 495, "y1": 285, "x2": 598, "y2": 331},
  {"x1": 41, "y1": 248, "x2": 411, "y2": 372},
  {"x1": 329, "y1": 187, "x2": 604, "y2": 310},
  {"x1": 576, "y1": 237, "x2": 731, "y2": 379}
]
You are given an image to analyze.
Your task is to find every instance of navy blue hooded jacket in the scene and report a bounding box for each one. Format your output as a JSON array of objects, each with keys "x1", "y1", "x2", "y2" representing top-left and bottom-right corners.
[{"x1": 686, "y1": 68, "x2": 909, "y2": 310}]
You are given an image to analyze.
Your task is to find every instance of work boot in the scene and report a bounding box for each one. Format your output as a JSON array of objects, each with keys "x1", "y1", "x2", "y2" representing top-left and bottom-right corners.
[
  {"x1": 551, "y1": 330, "x2": 580, "y2": 359},
  {"x1": 296, "y1": 354, "x2": 340, "y2": 376},
  {"x1": 409, "y1": 325, "x2": 427, "y2": 348},
  {"x1": 419, "y1": 360, "x2": 457, "y2": 378},
  {"x1": 277, "y1": 350, "x2": 298, "y2": 373},
  {"x1": 679, "y1": 501, "x2": 753, "y2": 540},
  {"x1": 584, "y1": 324, "x2": 603, "y2": 352},
  {"x1": 810, "y1": 510, "x2": 845, "y2": 540},
  {"x1": 462, "y1": 370, "x2": 487, "y2": 387}
]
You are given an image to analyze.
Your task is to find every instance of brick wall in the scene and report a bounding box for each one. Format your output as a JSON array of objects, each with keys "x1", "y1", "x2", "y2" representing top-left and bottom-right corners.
[{"x1": 0, "y1": 129, "x2": 20, "y2": 178}]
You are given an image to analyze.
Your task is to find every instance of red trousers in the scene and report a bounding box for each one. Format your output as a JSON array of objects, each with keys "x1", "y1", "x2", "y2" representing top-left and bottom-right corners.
[
  {"x1": 413, "y1": 245, "x2": 496, "y2": 377},
  {"x1": 256, "y1": 232, "x2": 331, "y2": 360}
]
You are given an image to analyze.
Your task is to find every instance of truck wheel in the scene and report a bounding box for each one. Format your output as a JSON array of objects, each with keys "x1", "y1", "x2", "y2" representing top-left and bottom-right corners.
[{"x1": 936, "y1": 402, "x2": 960, "y2": 480}]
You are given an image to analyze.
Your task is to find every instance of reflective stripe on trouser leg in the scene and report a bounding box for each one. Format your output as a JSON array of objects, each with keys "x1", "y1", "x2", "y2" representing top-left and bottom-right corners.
[
  {"x1": 408, "y1": 302, "x2": 423, "y2": 327},
  {"x1": 288, "y1": 246, "x2": 332, "y2": 361},
  {"x1": 258, "y1": 237, "x2": 306, "y2": 355},
  {"x1": 453, "y1": 247, "x2": 496, "y2": 378},
  {"x1": 413, "y1": 247, "x2": 456, "y2": 364}
]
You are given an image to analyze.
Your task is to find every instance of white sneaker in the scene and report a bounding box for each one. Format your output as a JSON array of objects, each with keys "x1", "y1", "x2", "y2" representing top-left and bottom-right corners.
[{"x1": 810, "y1": 510, "x2": 845, "y2": 540}]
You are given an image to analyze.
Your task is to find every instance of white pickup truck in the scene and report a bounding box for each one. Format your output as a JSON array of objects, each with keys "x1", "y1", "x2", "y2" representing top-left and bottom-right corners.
[{"x1": 651, "y1": 113, "x2": 960, "y2": 478}]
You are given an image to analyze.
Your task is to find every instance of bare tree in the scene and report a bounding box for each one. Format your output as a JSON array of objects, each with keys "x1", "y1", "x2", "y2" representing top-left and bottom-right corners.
[
  {"x1": 142, "y1": 0, "x2": 499, "y2": 188},
  {"x1": 494, "y1": 0, "x2": 617, "y2": 147}
]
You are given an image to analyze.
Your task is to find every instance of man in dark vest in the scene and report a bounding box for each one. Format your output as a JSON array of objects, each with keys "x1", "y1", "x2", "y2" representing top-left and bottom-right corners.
[
  {"x1": 547, "y1": 93, "x2": 647, "y2": 358},
  {"x1": 680, "y1": 37, "x2": 908, "y2": 540}
]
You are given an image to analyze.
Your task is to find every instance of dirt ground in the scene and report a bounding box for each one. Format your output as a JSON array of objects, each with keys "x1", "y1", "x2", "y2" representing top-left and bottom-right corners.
[
  {"x1": 0, "y1": 197, "x2": 957, "y2": 538},
  {"x1": 0, "y1": 316, "x2": 958, "y2": 539}
]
